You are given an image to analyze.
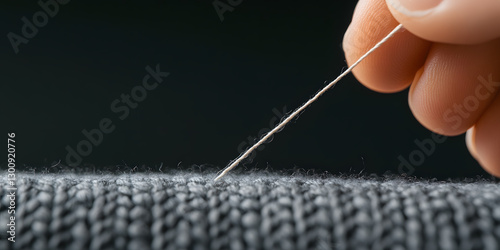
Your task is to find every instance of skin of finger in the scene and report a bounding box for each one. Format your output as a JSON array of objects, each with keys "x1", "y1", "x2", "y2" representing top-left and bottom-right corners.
[
  {"x1": 467, "y1": 94, "x2": 500, "y2": 177},
  {"x1": 343, "y1": 0, "x2": 431, "y2": 93},
  {"x1": 386, "y1": 0, "x2": 500, "y2": 44},
  {"x1": 465, "y1": 127, "x2": 478, "y2": 159},
  {"x1": 408, "y1": 39, "x2": 500, "y2": 136}
]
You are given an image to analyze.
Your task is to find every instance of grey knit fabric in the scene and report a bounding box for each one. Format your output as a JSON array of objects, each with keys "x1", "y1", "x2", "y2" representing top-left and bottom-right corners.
[{"x1": 1, "y1": 171, "x2": 500, "y2": 250}]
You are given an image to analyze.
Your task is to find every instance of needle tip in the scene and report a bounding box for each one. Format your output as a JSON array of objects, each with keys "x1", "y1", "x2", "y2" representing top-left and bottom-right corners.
[{"x1": 213, "y1": 173, "x2": 224, "y2": 182}]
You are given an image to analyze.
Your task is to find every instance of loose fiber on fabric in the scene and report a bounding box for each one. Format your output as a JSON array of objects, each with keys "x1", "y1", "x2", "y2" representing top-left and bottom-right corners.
[{"x1": 1, "y1": 171, "x2": 500, "y2": 250}]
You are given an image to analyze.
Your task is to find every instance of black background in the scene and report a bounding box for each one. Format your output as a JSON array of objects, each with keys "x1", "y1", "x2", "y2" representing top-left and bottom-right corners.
[{"x1": 1, "y1": 1, "x2": 490, "y2": 179}]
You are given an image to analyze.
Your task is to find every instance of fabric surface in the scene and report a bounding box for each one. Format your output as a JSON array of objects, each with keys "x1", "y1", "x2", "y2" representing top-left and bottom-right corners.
[{"x1": 1, "y1": 171, "x2": 500, "y2": 250}]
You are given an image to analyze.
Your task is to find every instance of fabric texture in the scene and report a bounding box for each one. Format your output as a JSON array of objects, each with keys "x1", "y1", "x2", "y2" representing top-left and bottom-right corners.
[{"x1": 1, "y1": 171, "x2": 500, "y2": 250}]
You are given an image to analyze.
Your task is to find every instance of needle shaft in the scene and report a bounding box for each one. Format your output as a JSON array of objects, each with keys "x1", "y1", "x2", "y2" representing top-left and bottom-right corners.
[{"x1": 214, "y1": 24, "x2": 404, "y2": 182}]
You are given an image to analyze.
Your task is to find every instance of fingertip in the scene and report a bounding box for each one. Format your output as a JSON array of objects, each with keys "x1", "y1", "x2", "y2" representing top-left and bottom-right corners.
[
  {"x1": 386, "y1": 0, "x2": 500, "y2": 44},
  {"x1": 465, "y1": 127, "x2": 479, "y2": 159},
  {"x1": 469, "y1": 95, "x2": 500, "y2": 177},
  {"x1": 342, "y1": 0, "x2": 431, "y2": 93}
]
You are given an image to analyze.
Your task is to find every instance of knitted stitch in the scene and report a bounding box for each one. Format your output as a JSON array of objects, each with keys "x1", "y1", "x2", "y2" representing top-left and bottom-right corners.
[{"x1": 1, "y1": 171, "x2": 499, "y2": 250}]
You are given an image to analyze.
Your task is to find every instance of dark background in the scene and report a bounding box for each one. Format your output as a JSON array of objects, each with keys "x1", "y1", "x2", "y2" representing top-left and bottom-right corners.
[{"x1": 1, "y1": 1, "x2": 490, "y2": 178}]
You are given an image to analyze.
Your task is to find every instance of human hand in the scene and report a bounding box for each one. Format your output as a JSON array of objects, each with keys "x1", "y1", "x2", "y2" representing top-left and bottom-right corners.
[{"x1": 342, "y1": 0, "x2": 500, "y2": 177}]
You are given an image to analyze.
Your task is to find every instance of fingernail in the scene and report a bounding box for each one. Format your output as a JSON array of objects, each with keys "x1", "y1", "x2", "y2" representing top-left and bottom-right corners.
[{"x1": 387, "y1": 0, "x2": 443, "y2": 16}]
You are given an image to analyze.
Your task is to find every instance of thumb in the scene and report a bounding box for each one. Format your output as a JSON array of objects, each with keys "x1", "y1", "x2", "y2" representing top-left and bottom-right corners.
[{"x1": 386, "y1": 0, "x2": 500, "y2": 44}]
